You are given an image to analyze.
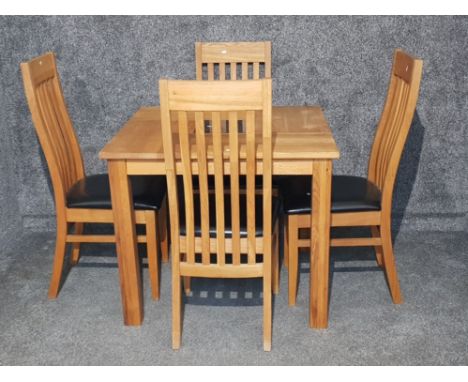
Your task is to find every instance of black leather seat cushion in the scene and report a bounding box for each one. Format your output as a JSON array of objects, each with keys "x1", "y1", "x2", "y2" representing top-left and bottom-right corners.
[
  {"x1": 179, "y1": 193, "x2": 281, "y2": 238},
  {"x1": 280, "y1": 175, "x2": 381, "y2": 214},
  {"x1": 67, "y1": 174, "x2": 166, "y2": 211}
]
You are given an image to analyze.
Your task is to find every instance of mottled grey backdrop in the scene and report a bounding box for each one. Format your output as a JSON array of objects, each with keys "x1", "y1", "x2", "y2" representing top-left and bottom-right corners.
[{"x1": 0, "y1": 16, "x2": 467, "y2": 239}]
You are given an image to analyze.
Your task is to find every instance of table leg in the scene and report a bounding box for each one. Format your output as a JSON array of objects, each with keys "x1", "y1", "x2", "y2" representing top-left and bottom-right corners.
[
  {"x1": 310, "y1": 160, "x2": 332, "y2": 328},
  {"x1": 108, "y1": 160, "x2": 143, "y2": 325}
]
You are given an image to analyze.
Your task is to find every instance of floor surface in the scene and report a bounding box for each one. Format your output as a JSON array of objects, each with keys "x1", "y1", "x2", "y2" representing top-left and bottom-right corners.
[{"x1": 0, "y1": 230, "x2": 466, "y2": 365}]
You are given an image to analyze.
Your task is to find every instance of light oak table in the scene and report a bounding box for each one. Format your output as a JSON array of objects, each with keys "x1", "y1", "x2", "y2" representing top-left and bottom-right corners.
[{"x1": 99, "y1": 106, "x2": 340, "y2": 329}]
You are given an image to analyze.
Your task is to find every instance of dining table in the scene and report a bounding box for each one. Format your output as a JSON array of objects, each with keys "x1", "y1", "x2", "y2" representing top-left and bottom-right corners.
[{"x1": 99, "y1": 105, "x2": 340, "y2": 329}]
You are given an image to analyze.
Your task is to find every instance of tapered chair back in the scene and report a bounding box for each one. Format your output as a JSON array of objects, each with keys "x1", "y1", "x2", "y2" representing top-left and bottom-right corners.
[
  {"x1": 159, "y1": 78, "x2": 275, "y2": 350},
  {"x1": 368, "y1": 49, "x2": 423, "y2": 212},
  {"x1": 195, "y1": 41, "x2": 271, "y2": 80},
  {"x1": 21, "y1": 52, "x2": 85, "y2": 211}
]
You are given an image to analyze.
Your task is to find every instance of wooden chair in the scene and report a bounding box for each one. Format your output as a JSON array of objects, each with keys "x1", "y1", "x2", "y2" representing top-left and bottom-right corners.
[
  {"x1": 159, "y1": 78, "x2": 279, "y2": 351},
  {"x1": 21, "y1": 52, "x2": 168, "y2": 300},
  {"x1": 187, "y1": 41, "x2": 275, "y2": 294},
  {"x1": 195, "y1": 41, "x2": 271, "y2": 80},
  {"x1": 281, "y1": 49, "x2": 423, "y2": 306}
]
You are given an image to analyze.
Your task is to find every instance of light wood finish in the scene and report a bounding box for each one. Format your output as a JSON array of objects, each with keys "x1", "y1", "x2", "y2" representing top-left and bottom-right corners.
[
  {"x1": 20, "y1": 52, "x2": 167, "y2": 305},
  {"x1": 160, "y1": 79, "x2": 276, "y2": 351},
  {"x1": 195, "y1": 41, "x2": 271, "y2": 80},
  {"x1": 100, "y1": 105, "x2": 339, "y2": 329},
  {"x1": 287, "y1": 49, "x2": 423, "y2": 308},
  {"x1": 310, "y1": 160, "x2": 332, "y2": 328},
  {"x1": 100, "y1": 107, "x2": 339, "y2": 162}
]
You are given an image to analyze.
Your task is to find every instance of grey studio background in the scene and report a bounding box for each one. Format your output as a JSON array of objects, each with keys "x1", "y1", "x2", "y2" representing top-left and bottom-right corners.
[{"x1": 0, "y1": 16, "x2": 467, "y2": 365}]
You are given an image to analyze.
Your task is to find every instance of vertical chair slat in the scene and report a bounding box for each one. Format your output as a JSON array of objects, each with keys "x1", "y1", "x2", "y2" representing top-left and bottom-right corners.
[
  {"x1": 212, "y1": 111, "x2": 225, "y2": 265},
  {"x1": 229, "y1": 111, "x2": 241, "y2": 265},
  {"x1": 45, "y1": 80, "x2": 76, "y2": 190},
  {"x1": 230, "y1": 62, "x2": 237, "y2": 80},
  {"x1": 195, "y1": 112, "x2": 211, "y2": 264},
  {"x1": 49, "y1": 79, "x2": 77, "y2": 184},
  {"x1": 382, "y1": 81, "x2": 410, "y2": 183},
  {"x1": 377, "y1": 78, "x2": 403, "y2": 188},
  {"x1": 253, "y1": 62, "x2": 260, "y2": 80},
  {"x1": 208, "y1": 63, "x2": 214, "y2": 80},
  {"x1": 219, "y1": 63, "x2": 226, "y2": 80},
  {"x1": 37, "y1": 83, "x2": 71, "y2": 191},
  {"x1": 246, "y1": 110, "x2": 256, "y2": 264},
  {"x1": 241, "y1": 62, "x2": 248, "y2": 80},
  {"x1": 178, "y1": 111, "x2": 195, "y2": 264}
]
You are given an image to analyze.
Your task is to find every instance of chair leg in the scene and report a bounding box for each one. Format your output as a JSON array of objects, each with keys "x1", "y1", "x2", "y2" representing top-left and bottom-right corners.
[
  {"x1": 283, "y1": 216, "x2": 289, "y2": 269},
  {"x1": 145, "y1": 211, "x2": 160, "y2": 300},
  {"x1": 172, "y1": 272, "x2": 182, "y2": 350},
  {"x1": 160, "y1": 198, "x2": 170, "y2": 263},
  {"x1": 48, "y1": 216, "x2": 68, "y2": 299},
  {"x1": 288, "y1": 215, "x2": 299, "y2": 306},
  {"x1": 70, "y1": 223, "x2": 84, "y2": 265},
  {"x1": 272, "y1": 222, "x2": 280, "y2": 295},
  {"x1": 371, "y1": 225, "x2": 384, "y2": 268},
  {"x1": 183, "y1": 276, "x2": 191, "y2": 295},
  {"x1": 380, "y1": 221, "x2": 403, "y2": 304},
  {"x1": 263, "y1": 266, "x2": 272, "y2": 351}
]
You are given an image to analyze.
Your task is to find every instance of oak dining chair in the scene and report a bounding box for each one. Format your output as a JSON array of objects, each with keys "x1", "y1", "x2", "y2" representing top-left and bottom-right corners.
[
  {"x1": 187, "y1": 41, "x2": 275, "y2": 293},
  {"x1": 159, "y1": 78, "x2": 279, "y2": 351},
  {"x1": 195, "y1": 41, "x2": 271, "y2": 81},
  {"x1": 280, "y1": 49, "x2": 423, "y2": 306},
  {"x1": 21, "y1": 52, "x2": 168, "y2": 300}
]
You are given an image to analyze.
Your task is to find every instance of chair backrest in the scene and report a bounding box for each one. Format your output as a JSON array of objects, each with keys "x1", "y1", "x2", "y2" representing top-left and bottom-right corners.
[
  {"x1": 367, "y1": 49, "x2": 423, "y2": 210},
  {"x1": 21, "y1": 53, "x2": 85, "y2": 208},
  {"x1": 195, "y1": 41, "x2": 271, "y2": 80},
  {"x1": 159, "y1": 79, "x2": 272, "y2": 273}
]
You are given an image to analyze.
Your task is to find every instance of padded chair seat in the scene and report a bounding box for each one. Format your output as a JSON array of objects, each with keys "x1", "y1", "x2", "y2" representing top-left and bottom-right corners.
[
  {"x1": 66, "y1": 174, "x2": 166, "y2": 211},
  {"x1": 280, "y1": 175, "x2": 381, "y2": 214},
  {"x1": 179, "y1": 193, "x2": 281, "y2": 238}
]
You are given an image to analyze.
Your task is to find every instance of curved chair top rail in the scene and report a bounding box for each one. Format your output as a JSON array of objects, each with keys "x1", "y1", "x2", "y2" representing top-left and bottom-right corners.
[{"x1": 195, "y1": 41, "x2": 272, "y2": 80}]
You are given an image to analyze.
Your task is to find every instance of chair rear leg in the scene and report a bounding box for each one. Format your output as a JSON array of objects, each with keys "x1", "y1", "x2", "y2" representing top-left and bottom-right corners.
[
  {"x1": 263, "y1": 267, "x2": 272, "y2": 351},
  {"x1": 145, "y1": 211, "x2": 160, "y2": 300},
  {"x1": 183, "y1": 276, "x2": 191, "y2": 295},
  {"x1": 272, "y1": 222, "x2": 280, "y2": 295},
  {"x1": 288, "y1": 215, "x2": 299, "y2": 306},
  {"x1": 160, "y1": 197, "x2": 170, "y2": 263},
  {"x1": 48, "y1": 217, "x2": 68, "y2": 299},
  {"x1": 380, "y1": 221, "x2": 403, "y2": 304},
  {"x1": 371, "y1": 225, "x2": 384, "y2": 268},
  {"x1": 283, "y1": 216, "x2": 289, "y2": 268},
  {"x1": 70, "y1": 223, "x2": 84, "y2": 265},
  {"x1": 172, "y1": 272, "x2": 182, "y2": 349}
]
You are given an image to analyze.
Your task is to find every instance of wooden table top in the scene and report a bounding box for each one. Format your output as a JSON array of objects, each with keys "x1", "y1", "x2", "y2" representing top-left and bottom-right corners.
[{"x1": 100, "y1": 106, "x2": 340, "y2": 161}]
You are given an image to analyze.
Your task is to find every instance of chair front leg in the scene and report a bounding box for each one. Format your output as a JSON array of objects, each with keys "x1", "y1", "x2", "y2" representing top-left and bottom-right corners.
[
  {"x1": 380, "y1": 218, "x2": 403, "y2": 304},
  {"x1": 288, "y1": 215, "x2": 299, "y2": 306},
  {"x1": 283, "y1": 215, "x2": 289, "y2": 269},
  {"x1": 48, "y1": 215, "x2": 68, "y2": 299},
  {"x1": 272, "y1": 221, "x2": 280, "y2": 295},
  {"x1": 159, "y1": 197, "x2": 170, "y2": 263},
  {"x1": 371, "y1": 225, "x2": 384, "y2": 268},
  {"x1": 70, "y1": 222, "x2": 84, "y2": 265},
  {"x1": 145, "y1": 211, "x2": 160, "y2": 300}
]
